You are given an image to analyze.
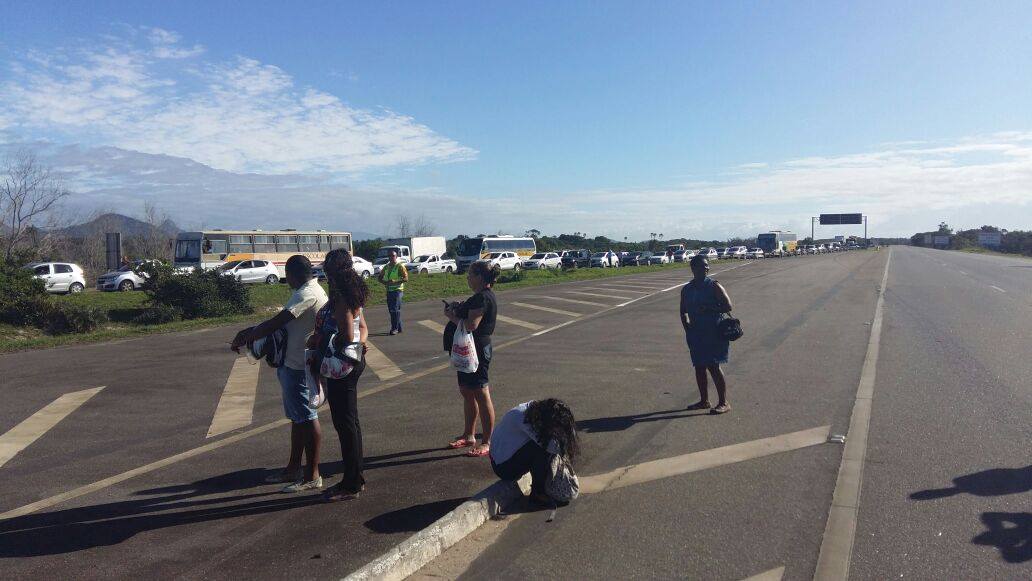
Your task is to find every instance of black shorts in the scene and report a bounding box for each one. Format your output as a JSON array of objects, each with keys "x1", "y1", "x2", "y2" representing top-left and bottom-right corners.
[{"x1": 457, "y1": 340, "x2": 492, "y2": 388}]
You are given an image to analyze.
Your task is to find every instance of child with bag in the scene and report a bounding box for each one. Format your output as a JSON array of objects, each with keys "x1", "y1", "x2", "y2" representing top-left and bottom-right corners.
[{"x1": 444, "y1": 261, "x2": 499, "y2": 457}]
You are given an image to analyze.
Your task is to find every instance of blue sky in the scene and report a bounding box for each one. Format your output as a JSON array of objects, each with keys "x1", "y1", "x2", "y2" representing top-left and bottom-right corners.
[{"x1": 2, "y1": 1, "x2": 1030, "y2": 239}]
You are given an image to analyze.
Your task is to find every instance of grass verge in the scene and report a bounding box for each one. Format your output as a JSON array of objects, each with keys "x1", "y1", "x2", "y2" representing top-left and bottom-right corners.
[{"x1": 1, "y1": 262, "x2": 693, "y2": 353}]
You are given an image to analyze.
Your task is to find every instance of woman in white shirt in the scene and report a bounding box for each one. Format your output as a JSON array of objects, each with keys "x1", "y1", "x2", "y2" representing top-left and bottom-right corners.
[{"x1": 490, "y1": 399, "x2": 579, "y2": 504}]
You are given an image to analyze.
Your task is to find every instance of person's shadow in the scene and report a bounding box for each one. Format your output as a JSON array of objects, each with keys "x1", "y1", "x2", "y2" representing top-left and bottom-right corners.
[
  {"x1": 911, "y1": 465, "x2": 1031, "y2": 564},
  {"x1": 910, "y1": 466, "x2": 1030, "y2": 500},
  {"x1": 577, "y1": 408, "x2": 710, "y2": 433}
]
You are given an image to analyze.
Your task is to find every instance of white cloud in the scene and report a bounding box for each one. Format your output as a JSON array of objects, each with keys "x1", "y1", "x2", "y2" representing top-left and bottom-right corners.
[
  {"x1": 14, "y1": 132, "x2": 1030, "y2": 242},
  {"x1": 0, "y1": 29, "x2": 476, "y2": 174}
]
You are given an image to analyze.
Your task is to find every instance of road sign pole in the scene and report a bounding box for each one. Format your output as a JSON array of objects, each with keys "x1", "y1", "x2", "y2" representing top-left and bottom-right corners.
[
  {"x1": 811, "y1": 217, "x2": 816, "y2": 241},
  {"x1": 864, "y1": 215, "x2": 868, "y2": 241}
]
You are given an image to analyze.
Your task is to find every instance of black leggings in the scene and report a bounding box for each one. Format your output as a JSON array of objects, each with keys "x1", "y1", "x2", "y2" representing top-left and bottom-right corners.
[
  {"x1": 491, "y1": 441, "x2": 553, "y2": 496},
  {"x1": 326, "y1": 358, "x2": 366, "y2": 491}
]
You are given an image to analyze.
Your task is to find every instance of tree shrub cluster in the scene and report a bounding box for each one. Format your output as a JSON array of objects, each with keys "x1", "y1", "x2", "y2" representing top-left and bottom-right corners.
[
  {"x1": 138, "y1": 263, "x2": 252, "y2": 321},
  {"x1": 910, "y1": 224, "x2": 1031, "y2": 257},
  {"x1": 1, "y1": 260, "x2": 108, "y2": 333}
]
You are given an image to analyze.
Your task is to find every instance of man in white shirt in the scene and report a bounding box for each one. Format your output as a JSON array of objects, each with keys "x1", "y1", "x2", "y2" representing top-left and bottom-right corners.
[{"x1": 231, "y1": 255, "x2": 328, "y2": 492}]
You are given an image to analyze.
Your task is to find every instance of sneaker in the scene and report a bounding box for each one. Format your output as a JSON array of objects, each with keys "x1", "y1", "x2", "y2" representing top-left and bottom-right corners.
[
  {"x1": 282, "y1": 476, "x2": 323, "y2": 493},
  {"x1": 389, "y1": 330, "x2": 399, "y2": 336},
  {"x1": 265, "y1": 469, "x2": 302, "y2": 484}
]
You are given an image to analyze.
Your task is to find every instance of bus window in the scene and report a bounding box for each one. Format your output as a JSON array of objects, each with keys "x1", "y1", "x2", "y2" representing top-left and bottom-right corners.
[
  {"x1": 319, "y1": 235, "x2": 331, "y2": 251},
  {"x1": 205, "y1": 238, "x2": 228, "y2": 255},
  {"x1": 299, "y1": 235, "x2": 320, "y2": 252},
  {"x1": 254, "y1": 235, "x2": 276, "y2": 253},
  {"x1": 330, "y1": 235, "x2": 350, "y2": 250},
  {"x1": 275, "y1": 235, "x2": 299, "y2": 252},
  {"x1": 229, "y1": 235, "x2": 252, "y2": 254},
  {"x1": 175, "y1": 239, "x2": 201, "y2": 261}
]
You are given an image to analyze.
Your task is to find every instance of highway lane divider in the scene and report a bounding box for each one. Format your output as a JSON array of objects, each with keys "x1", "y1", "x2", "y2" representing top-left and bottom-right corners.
[{"x1": 206, "y1": 357, "x2": 261, "y2": 439}]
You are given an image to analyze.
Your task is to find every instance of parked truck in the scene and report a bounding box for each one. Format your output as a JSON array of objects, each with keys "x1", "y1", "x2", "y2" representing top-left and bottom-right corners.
[
  {"x1": 374, "y1": 236, "x2": 447, "y2": 273},
  {"x1": 405, "y1": 253, "x2": 457, "y2": 275}
]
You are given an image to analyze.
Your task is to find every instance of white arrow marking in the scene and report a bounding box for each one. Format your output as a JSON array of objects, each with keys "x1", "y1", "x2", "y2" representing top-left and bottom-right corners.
[
  {"x1": 0, "y1": 386, "x2": 106, "y2": 468},
  {"x1": 207, "y1": 357, "x2": 260, "y2": 438}
]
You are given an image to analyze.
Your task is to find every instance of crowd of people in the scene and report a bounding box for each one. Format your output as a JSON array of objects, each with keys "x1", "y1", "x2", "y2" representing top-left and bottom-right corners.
[{"x1": 229, "y1": 249, "x2": 734, "y2": 504}]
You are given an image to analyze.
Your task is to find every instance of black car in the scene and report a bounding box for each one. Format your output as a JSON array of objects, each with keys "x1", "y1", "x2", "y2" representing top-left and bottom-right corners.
[
  {"x1": 622, "y1": 251, "x2": 651, "y2": 266},
  {"x1": 560, "y1": 249, "x2": 591, "y2": 268}
]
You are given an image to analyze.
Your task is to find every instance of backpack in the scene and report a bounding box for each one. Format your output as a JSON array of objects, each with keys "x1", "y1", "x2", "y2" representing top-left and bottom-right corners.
[
  {"x1": 545, "y1": 454, "x2": 580, "y2": 503},
  {"x1": 248, "y1": 327, "x2": 288, "y2": 368}
]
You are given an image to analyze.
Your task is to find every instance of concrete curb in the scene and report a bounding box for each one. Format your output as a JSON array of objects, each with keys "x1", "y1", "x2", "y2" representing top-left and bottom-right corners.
[{"x1": 344, "y1": 474, "x2": 531, "y2": 581}]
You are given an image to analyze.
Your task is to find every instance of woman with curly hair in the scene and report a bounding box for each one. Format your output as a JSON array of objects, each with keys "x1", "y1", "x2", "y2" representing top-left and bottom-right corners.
[
  {"x1": 310, "y1": 248, "x2": 369, "y2": 501},
  {"x1": 490, "y1": 398, "x2": 579, "y2": 505},
  {"x1": 444, "y1": 261, "x2": 500, "y2": 457}
]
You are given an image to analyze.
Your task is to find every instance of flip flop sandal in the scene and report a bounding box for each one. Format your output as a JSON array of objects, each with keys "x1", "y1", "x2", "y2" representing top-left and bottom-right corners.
[
  {"x1": 448, "y1": 437, "x2": 476, "y2": 449},
  {"x1": 466, "y1": 445, "x2": 491, "y2": 457},
  {"x1": 685, "y1": 401, "x2": 711, "y2": 411}
]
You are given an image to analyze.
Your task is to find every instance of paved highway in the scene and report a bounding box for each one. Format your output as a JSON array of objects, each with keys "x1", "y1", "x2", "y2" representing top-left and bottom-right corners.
[{"x1": 0, "y1": 247, "x2": 1027, "y2": 579}]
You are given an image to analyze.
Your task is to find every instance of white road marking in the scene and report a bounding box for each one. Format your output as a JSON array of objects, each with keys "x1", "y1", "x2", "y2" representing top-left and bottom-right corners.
[
  {"x1": 990, "y1": 285, "x2": 1006, "y2": 293},
  {"x1": 538, "y1": 295, "x2": 608, "y2": 307},
  {"x1": 595, "y1": 281, "x2": 670, "y2": 288},
  {"x1": 566, "y1": 290, "x2": 635, "y2": 300},
  {"x1": 741, "y1": 566, "x2": 786, "y2": 581},
  {"x1": 958, "y1": 270, "x2": 967, "y2": 275},
  {"x1": 495, "y1": 314, "x2": 544, "y2": 330},
  {"x1": 418, "y1": 319, "x2": 447, "y2": 333},
  {"x1": 364, "y1": 340, "x2": 404, "y2": 381},
  {"x1": 206, "y1": 358, "x2": 261, "y2": 438},
  {"x1": 581, "y1": 426, "x2": 831, "y2": 493},
  {"x1": 0, "y1": 386, "x2": 106, "y2": 469},
  {"x1": 585, "y1": 285, "x2": 650, "y2": 294},
  {"x1": 814, "y1": 248, "x2": 892, "y2": 581},
  {"x1": 511, "y1": 302, "x2": 581, "y2": 317}
]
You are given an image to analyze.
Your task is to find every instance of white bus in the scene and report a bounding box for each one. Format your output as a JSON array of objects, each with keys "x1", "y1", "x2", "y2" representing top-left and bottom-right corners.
[
  {"x1": 174, "y1": 230, "x2": 352, "y2": 277},
  {"x1": 455, "y1": 235, "x2": 537, "y2": 271}
]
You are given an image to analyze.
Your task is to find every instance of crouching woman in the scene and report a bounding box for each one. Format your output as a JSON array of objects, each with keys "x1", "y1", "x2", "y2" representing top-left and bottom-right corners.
[{"x1": 489, "y1": 399, "x2": 578, "y2": 505}]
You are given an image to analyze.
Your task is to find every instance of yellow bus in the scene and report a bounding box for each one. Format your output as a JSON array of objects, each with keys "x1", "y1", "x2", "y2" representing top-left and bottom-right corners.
[{"x1": 174, "y1": 230, "x2": 352, "y2": 277}]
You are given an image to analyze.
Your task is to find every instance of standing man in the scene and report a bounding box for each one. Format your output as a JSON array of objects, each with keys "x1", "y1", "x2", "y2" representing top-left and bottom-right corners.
[
  {"x1": 231, "y1": 255, "x2": 328, "y2": 492},
  {"x1": 378, "y1": 249, "x2": 408, "y2": 335}
]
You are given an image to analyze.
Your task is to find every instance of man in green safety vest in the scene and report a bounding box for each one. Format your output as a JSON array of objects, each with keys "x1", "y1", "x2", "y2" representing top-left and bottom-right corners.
[{"x1": 378, "y1": 249, "x2": 409, "y2": 335}]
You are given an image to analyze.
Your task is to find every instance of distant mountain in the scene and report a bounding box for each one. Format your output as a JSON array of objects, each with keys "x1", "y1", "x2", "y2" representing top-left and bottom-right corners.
[{"x1": 55, "y1": 213, "x2": 181, "y2": 238}]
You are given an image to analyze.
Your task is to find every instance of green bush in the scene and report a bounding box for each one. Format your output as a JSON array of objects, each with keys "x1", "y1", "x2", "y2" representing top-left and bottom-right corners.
[
  {"x1": 0, "y1": 260, "x2": 52, "y2": 326},
  {"x1": 46, "y1": 303, "x2": 109, "y2": 335},
  {"x1": 132, "y1": 304, "x2": 183, "y2": 325},
  {"x1": 139, "y1": 263, "x2": 252, "y2": 320}
]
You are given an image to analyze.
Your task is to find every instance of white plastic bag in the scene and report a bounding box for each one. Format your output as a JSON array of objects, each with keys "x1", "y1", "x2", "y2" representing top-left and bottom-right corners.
[
  {"x1": 450, "y1": 322, "x2": 479, "y2": 373},
  {"x1": 305, "y1": 348, "x2": 325, "y2": 407}
]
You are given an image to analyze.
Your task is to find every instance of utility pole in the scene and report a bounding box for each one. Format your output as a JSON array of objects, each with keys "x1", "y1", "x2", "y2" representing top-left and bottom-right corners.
[{"x1": 811, "y1": 216, "x2": 817, "y2": 241}]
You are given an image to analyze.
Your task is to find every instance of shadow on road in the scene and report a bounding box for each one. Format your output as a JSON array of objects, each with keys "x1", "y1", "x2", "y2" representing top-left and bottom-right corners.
[
  {"x1": 972, "y1": 512, "x2": 1031, "y2": 563},
  {"x1": 364, "y1": 497, "x2": 467, "y2": 534},
  {"x1": 911, "y1": 465, "x2": 1031, "y2": 564},
  {"x1": 577, "y1": 408, "x2": 710, "y2": 433},
  {"x1": 910, "y1": 465, "x2": 1030, "y2": 500},
  {"x1": 0, "y1": 467, "x2": 319, "y2": 558},
  {"x1": 0, "y1": 446, "x2": 464, "y2": 558}
]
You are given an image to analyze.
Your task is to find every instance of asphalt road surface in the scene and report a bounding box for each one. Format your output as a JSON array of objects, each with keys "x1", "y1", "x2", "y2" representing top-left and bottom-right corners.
[{"x1": 1, "y1": 247, "x2": 1028, "y2": 580}]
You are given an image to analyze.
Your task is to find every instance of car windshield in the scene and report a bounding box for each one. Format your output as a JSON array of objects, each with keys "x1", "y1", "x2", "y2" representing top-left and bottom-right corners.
[
  {"x1": 592, "y1": 252, "x2": 606, "y2": 257},
  {"x1": 220, "y1": 261, "x2": 242, "y2": 270},
  {"x1": 488, "y1": 252, "x2": 503, "y2": 259},
  {"x1": 530, "y1": 253, "x2": 546, "y2": 259},
  {"x1": 412, "y1": 255, "x2": 430, "y2": 262}
]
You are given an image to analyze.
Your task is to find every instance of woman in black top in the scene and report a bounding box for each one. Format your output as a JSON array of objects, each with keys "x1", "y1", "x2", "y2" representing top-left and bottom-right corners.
[{"x1": 444, "y1": 261, "x2": 499, "y2": 457}]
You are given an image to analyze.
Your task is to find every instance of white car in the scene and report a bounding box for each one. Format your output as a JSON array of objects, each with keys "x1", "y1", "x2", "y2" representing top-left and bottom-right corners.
[
  {"x1": 590, "y1": 252, "x2": 619, "y2": 268},
  {"x1": 717, "y1": 247, "x2": 733, "y2": 259},
  {"x1": 524, "y1": 252, "x2": 562, "y2": 269},
  {"x1": 96, "y1": 260, "x2": 159, "y2": 292},
  {"x1": 27, "y1": 262, "x2": 86, "y2": 294},
  {"x1": 352, "y1": 256, "x2": 375, "y2": 278},
  {"x1": 698, "y1": 248, "x2": 719, "y2": 260},
  {"x1": 648, "y1": 252, "x2": 671, "y2": 265},
  {"x1": 220, "y1": 259, "x2": 281, "y2": 284},
  {"x1": 673, "y1": 250, "x2": 691, "y2": 262},
  {"x1": 484, "y1": 252, "x2": 523, "y2": 271},
  {"x1": 731, "y1": 246, "x2": 748, "y2": 259},
  {"x1": 747, "y1": 248, "x2": 765, "y2": 259}
]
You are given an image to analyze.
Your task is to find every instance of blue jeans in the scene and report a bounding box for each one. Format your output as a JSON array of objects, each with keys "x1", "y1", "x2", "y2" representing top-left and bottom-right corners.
[
  {"x1": 387, "y1": 290, "x2": 403, "y2": 331},
  {"x1": 277, "y1": 366, "x2": 318, "y2": 423}
]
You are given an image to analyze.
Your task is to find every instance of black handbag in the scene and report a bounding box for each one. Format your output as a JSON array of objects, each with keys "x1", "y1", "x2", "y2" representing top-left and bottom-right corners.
[{"x1": 717, "y1": 314, "x2": 743, "y2": 342}]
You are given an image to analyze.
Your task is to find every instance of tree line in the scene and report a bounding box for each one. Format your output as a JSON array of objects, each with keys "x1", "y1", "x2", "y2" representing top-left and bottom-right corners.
[{"x1": 910, "y1": 223, "x2": 1031, "y2": 256}]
